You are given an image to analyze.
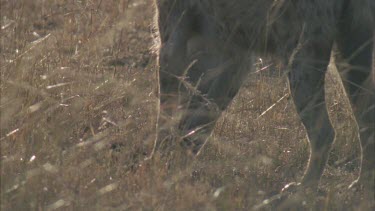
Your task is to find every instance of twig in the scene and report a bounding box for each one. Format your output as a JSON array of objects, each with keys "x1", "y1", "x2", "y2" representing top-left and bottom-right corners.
[{"x1": 257, "y1": 93, "x2": 289, "y2": 119}]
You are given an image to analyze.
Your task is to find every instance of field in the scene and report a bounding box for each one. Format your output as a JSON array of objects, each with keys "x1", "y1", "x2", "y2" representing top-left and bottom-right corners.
[{"x1": 0, "y1": 0, "x2": 372, "y2": 210}]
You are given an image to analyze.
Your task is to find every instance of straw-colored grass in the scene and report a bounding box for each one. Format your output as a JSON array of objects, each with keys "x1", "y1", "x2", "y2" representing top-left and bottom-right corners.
[{"x1": 0, "y1": 0, "x2": 370, "y2": 210}]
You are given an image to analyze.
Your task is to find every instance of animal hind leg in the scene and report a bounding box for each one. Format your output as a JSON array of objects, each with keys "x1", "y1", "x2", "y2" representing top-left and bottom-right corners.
[
  {"x1": 288, "y1": 38, "x2": 334, "y2": 189},
  {"x1": 335, "y1": 9, "x2": 374, "y2": 191}
]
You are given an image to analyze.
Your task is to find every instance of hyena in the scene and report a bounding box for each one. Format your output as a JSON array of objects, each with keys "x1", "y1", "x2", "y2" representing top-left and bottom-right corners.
[{"x1": 152, "y1": 0, "x2": 374, "y2": 192}]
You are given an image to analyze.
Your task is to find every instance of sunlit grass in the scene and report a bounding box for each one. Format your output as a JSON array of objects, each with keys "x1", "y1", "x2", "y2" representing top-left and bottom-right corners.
[{"x1": 0, "y1": 0, "x2": 369, "y2": 210}]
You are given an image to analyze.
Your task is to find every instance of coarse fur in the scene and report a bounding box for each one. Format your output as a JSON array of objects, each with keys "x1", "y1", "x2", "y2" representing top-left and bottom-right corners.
[{"x1": 152, "y1": 0, "x2": 374, "y2": 196}]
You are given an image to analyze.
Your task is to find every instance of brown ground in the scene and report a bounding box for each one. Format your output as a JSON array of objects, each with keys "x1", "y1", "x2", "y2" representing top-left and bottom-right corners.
[{"x1": 0, "y1": 0, "x2": 372, "y2": 210}]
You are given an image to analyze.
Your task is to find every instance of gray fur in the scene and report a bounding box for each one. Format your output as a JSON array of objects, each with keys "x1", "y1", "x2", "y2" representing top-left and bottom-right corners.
[{"x1": 153, "y1": 0, "x2": 374, "y2": 193}]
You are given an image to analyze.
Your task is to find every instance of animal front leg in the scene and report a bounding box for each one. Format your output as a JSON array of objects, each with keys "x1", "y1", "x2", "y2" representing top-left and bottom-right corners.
[
  {"x1": 287, "y1": 39, "x2": 334, "y2": 190},
  {"x1": 154, "y1": 2, "x2": 251, "y2": 155},
  {"x1": 177, "y1": 54, "x2": 250, "y2": 154}
]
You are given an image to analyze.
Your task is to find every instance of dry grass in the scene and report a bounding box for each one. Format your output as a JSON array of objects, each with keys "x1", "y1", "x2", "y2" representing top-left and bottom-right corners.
[{"x1": 0, "y1": 0, "x2": 371, "y2": 210}]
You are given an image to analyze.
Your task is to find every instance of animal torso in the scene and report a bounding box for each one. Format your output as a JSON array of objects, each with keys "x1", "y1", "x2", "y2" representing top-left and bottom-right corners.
[{"x1": 157, "y1": 0, "x2": 348, "y2": 56}]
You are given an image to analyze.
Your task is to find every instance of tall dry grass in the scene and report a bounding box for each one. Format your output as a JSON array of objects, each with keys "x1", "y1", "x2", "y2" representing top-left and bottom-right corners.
[{"x1": 0, "y1": 0, "x2": 370, "y2": 210}]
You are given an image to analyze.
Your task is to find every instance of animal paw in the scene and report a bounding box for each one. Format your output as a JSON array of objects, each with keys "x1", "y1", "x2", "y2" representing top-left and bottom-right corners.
[
  {"x1": 281, "y1": 182, "x2": 301, "y2": 194},
  {"x1": 349, "y1": 177, "x2": 374, "y2": 193},
  {"x1": 348, "y1": 178, "x2": 364, "y2": 191}
]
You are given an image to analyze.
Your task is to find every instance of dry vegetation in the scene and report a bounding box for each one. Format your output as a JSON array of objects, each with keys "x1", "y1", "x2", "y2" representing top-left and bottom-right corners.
[{"x1": 0, "y1": 0, "x2": 371, "y2": 210}]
